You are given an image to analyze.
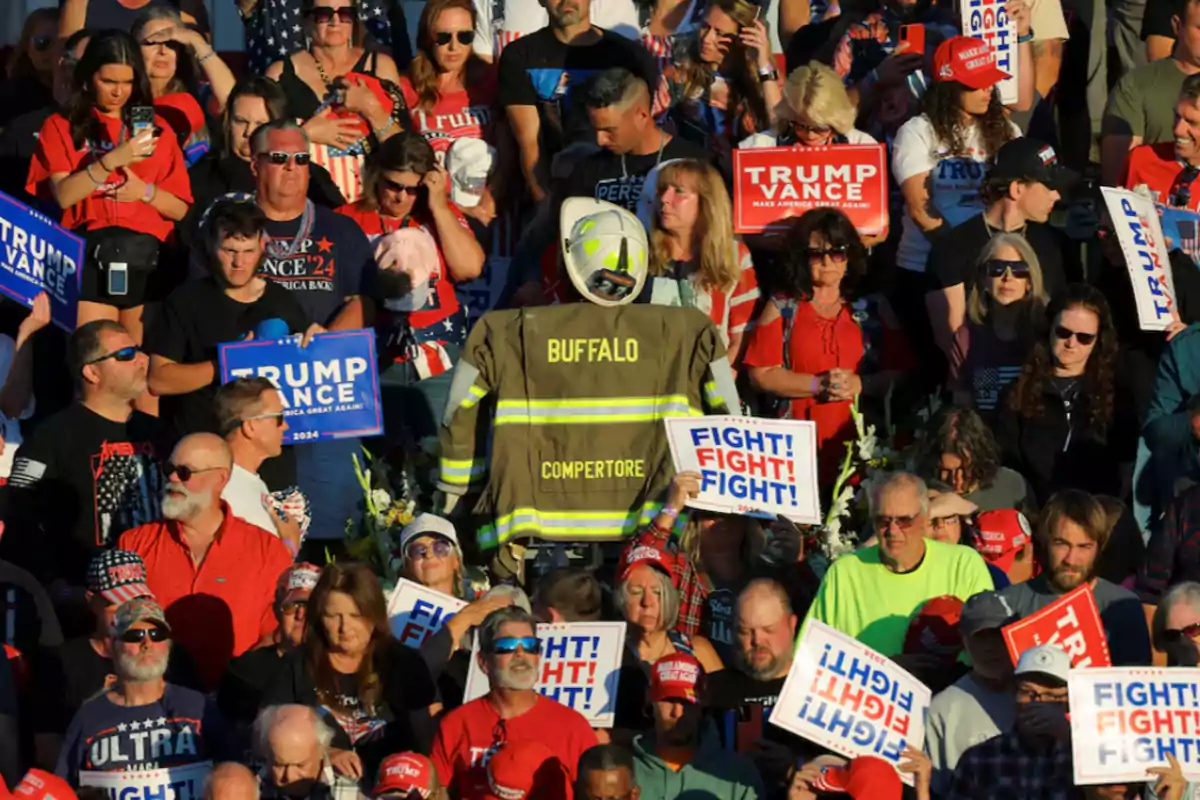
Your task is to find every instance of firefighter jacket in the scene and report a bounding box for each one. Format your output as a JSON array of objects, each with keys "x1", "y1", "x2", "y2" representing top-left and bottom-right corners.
[{"x1": 438, "y1": 304, "x2": 741, "y2": 549}]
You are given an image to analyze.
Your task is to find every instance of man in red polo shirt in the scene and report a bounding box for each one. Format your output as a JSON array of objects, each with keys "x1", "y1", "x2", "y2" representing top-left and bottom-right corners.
[
  {"x1": 1124, "y1": 73, "x2": 1200, "y2": 211},
  {"x1": 117, "y1": 432, "x2": 293, "y2": 689}
]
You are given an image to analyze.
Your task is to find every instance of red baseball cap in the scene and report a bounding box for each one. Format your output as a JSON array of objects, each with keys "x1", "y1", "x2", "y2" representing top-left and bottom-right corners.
[
  {"x1": 616, "y1": 543, "x2": 679, "y2": 587},
  {"x1": 2, "y1": 770, "x2": 78, "y2": 800},
  {"x1": 903, "y1": 595, "x2": 964, "y2": 658},
  {"x1": 973, "y1": 509, "x2": 1032, "y2": 573},
  {"x1": 373, "y1": 753, "x2": 437, "y2": 798},
  {"x1": 486, "y1": 740, "x2": 558, "y2": 800},
  {"x1": 811, "y1": 757, "x2": 902, "y2": 800},
  {"x1": 650, "y1": 652, "x2": 703, "y2": 703},
  {"x1": 934, "y1": 36, "x2": 1010, "y2": 90}
]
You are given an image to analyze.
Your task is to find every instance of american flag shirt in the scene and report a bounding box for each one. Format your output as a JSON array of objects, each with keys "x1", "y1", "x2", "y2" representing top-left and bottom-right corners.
[{"x1": 241, "y1": 0, "x2": 396, "y2": 76}]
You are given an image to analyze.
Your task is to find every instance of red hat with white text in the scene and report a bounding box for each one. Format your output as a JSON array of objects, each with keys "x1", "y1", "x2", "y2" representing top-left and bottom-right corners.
[
  {"x1": 486, "y1": 740, "x2": 559, "y2": 800},
  {"x1": 810, "y1": 756, "x2": 902, "y2": 800},
  {"x1": 616, "y1": 542, "x2": 680, "y2": 587},
  {"x1": 973, "y1": 509, "x2": 1032, "y2": 574},
  {"x1": 650, "y1": 652, "x2": 704, "y2": 703},
  {"x1": 0, "y1": 770, "x2": 78, "y2": 800},
  {"x1": 934, "y1": 36, "x2": 1010, "y2": 90},
  {"x1": 373, "y1": 752, "x2": 437, "y2": 798}
]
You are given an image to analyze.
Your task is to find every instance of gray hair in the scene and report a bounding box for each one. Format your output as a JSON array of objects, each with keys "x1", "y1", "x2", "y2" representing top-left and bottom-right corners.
[
  {"x1": 867, "y1": 471, "x2": 930, "y2": 517},
  {"x1": 484, "y1": 584, "x2": 532, "y2": 614},
  {"x1": 1152, "y1": 581, "x2": 1200, "y2": 652},
  {"x1": 479, "y1": 606, "x2": 538, "y2": 654},
  {"x1": 250, "y1": 119, "x2": 310, "y2": 158},
  {"x1": 614, "y1": 566, "x2": 680, "y2": 632},
  {"x1": 252, "y1": 704, "x2": 334, "y2": 759},
  {"x1": 967, "y1": 232, "x2": 1048, "y2": 326}
]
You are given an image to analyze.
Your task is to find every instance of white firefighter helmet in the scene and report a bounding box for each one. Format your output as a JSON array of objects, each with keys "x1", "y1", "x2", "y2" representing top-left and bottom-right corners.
[{"x1": 560, "y1": 197, "x2": 649, "y2": 307}]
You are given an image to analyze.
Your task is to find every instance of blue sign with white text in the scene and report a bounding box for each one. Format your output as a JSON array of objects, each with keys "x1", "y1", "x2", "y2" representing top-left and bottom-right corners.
[
  {"x1": 0, "y1": 190, "x2": 83, "y2": 332},
  {"x1": 218, "y1": 330, "x2": 383, "y2": 443}
]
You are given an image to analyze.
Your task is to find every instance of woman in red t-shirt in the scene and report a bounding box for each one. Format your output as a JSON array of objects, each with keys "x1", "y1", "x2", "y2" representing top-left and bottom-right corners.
[
  {"x1": 399, "y1": 0, "x2": 504, "y2": 226},
  {"x1": 26, "y1": 30, "x2": 191, "y2": 343},
  {"x1": 133, "y1": 7, "x2": 236, "y2": 166},
  {"x1": 743, "y1": 208, "x2": 908, "y2": 482}
]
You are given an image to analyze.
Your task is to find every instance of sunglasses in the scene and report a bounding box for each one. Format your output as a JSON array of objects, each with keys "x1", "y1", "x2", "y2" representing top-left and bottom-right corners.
[
  {"x1": 434, "y1": 30, "x2": 475, "y2": 46},
  {"x1": 873, "y1": 514, "x2": 919, "y2": 531},
  {"x1": 986, "y1": 259, "x2": 1031, "y2": 278},
  {"x1": 85, "y1": 345, "x2": 141, "y2": 366},
  {"x1": 1054, "y1": 326, "x2": 1097, "y2": 346},
  {"x1": 807, "y1": 246, "x2": 849, "y2": 264},
  {"x1": 491, "y1": 636, "x2": 541, "y2": 655},
  {"x1": 1172, "y1": 165, "x2": 1200, "y2": 208},
  {"x1": 930, "y1": 514, "x2": 962, "y2": 529},
  {"x1": 261, "y1": 151, "x2": 312, "y2": 166},
  {"x1": 308, "y1": 5, "x2": 357, "y2": 23},
  {"x1": 281, "y1": 600, "x2": 307, "y2": 616},
  {"x1": 382, "y1": 178, "x2": 421, "y2": 196},
  {"x1": 244, "y1": 411, "x2": 286, "y2": 427},
  {"x1": 139, "y1": 37, "x2": 185, "y2": 52},
  {"x1": 1162, "y1": 622, "x2": 1200, "y2": 643},
  {"x1": 793, "y1": 121, "x2": 832, "y2": 135},
  {"x1": 161, "y1": 462, "x2": 222, "y2": 482},
  {"x1": 31, "y1": 35, "x2": 54, "y2": 52},
  {"x1": 119, "y1": 627, "x2": 170, "y2": 644},
  {"x1": 406, "y1": 538, "x2": 454, "y2": 561}
]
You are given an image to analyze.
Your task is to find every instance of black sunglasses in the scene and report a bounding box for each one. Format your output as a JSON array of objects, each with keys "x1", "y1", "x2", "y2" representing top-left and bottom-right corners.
[
  {"x1": 986, "y1": 258, "x2": 1031, "y2": 278},
  {"x1": 308, "y1": 5, "x2": 357, "y2": 23},
  {"x1": 119, "y1": 627, "x2": 170, "y2": 644},
  {"x1": 262, "y1": 151, "x2": 312, "y2": 166},
  {"x1": 1163, "y1": 622, "x2": 1200, "y2": 643},
  {"x1": 806, "y1": 245, "x2": 849, "y2": 263},
  {"x1": 85, "y1": 345, "x2": 141, "y2": 366},
  {"x1": 382, "y1": 178, "x2": 421, "y2": 196},
  {"x1": 31, "y1": 35, "x2": 54, "y2": 52},
  {"x1": 160, "y1": 462, "x2": 222, "y2": 482},
  {"x1": 434, "y1": 30, "x2": 475, "y2": 46},
  {"x1": 1054, "y1": 325, "x2": 1097, "y2": 346},
  {"x1": 1172, "y1": 165, "x2": 1200, "y2": 208}
]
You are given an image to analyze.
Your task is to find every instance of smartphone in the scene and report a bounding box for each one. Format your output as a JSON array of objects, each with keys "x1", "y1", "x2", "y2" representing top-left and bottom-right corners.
[
  {"x1": 130, "y1": 106, "x2": 156, "y2": 137},
  {"x1": 107, "y1": 262, "x2": 128, "y2": 297},
  {"x1": 900, "y1": 23, "x2": 925, "y2": 55}
]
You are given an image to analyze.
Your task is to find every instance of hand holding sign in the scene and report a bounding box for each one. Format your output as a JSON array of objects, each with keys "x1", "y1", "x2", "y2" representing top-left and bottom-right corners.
[
  {"x1": 16, "y1": 292, "x2": 50, "y2": 348},
  {"x1": 1148, "y1": 753, "x2": 1187, "y2": 800},
  {"x1": 1002, "y1": 584, "x2": 1112, "y2": 668}
]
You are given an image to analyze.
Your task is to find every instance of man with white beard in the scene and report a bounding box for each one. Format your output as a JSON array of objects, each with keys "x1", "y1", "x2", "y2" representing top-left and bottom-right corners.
[
  {"x1": 431, "y1": 607, "x2": 598, "y2": 798},
  {"x1": 118, "y1": 433, "x2": 294, "y2": 691},
  {"x1": 54, "y1": 597, "x2": 226, "y2": 786}
]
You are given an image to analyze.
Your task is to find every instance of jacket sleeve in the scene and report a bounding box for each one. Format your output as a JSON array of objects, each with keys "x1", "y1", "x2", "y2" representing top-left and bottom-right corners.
[
  {"x1": 438, "y1": 314, "x2": 499, "y2": 495},
  {"x1": 1144, "y1": 327, "x2": 1200, "y2": 457},
  {"x1": 691, "y1": 317, "x2": 740, "y2": 412},
  {"x1": 1136, "y1": 494, "x2": 1183, "y2": 604}
]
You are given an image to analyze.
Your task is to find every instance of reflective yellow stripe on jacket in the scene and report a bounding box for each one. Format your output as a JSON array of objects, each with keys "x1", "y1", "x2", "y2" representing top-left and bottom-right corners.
[
  {"x1": 478, "y1": 502, "x2": 664, "y2": 548},
  {"x1": 494, "y1": 396, "x2": 702, "y2": 425}
]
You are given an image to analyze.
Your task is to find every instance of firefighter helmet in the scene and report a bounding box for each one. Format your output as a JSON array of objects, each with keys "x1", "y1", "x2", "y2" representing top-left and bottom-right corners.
[{"x1": 560, "y1": 197, "x2": 649, "y2": 307}]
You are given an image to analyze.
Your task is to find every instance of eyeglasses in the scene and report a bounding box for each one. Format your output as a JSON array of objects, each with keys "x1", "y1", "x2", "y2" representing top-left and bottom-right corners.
[
  {"x1": 281, "y1": 601, "x2": 307, "y2": 617},
  {"x1": 119, "y1": 627, "x2": 170, "y2": 644},
  {"x1": 986, "y1": 258, "x2": 1031, "y2": 279},
  {"x1": 308, "y1": 5, "x2": 357, "y2": 23},
  {"x1": 161, "y1": 462, "x2": 222, "y2": 482},
  {"x1": 1054, "y1": 325, "x2": 1098, "y2": 346},
  {"x1": 434, "y1": 30, "x2": 475, "y2": 46},
  {"x1": 793, "y1": 121, "x2": 832, "y2": 135},
  {"x1": 930, "y1": 514, "x2": 962, "y2": 529},
  {"x1": 261, "y1": 151, "x2": 312, "y2": 166},
  {"x1": 806, "y1": 246, "x2": 849, "y2": 264},
  {"x1": 1016, "y1": 687, "x2": 1068, "y2": 704},
  {"x1": 84, "y1": 346, "x2": 142, "y2": 366},
  {"x1": 139, "y1": 37, "x2": 184, "y2": 52},
  {"x1": 31, "y1": 35, "x2": 54, "y2": 52},
  {"x1": 873, "y1": 514, "x2": 919, "y2": 531},
  {"x1": 1162, "y1": 621, "x2": 1200, "y2": 643},
  {"x1": 490, "y1": 636, "x2": 541, "y2": 655},
  {"x1": 406, "y1": 538, "x2": 454, "y2": 561},
  {"x1": 381, "y1": 178, "x2": 421, "y2": 196},
  {"x1": 244, "y1": 411, "x2": 286, "y2": 427}
]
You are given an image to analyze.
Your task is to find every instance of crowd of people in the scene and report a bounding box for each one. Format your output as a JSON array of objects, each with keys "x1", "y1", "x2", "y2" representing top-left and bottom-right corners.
[{"x1": 1, "y1": 0, "x2": 1200, "y2": 798}]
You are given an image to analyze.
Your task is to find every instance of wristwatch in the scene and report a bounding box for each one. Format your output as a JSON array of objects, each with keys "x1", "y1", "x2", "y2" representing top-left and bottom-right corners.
[{"x1": 758, "y1": 66, "x2": 780, "y2": 81}]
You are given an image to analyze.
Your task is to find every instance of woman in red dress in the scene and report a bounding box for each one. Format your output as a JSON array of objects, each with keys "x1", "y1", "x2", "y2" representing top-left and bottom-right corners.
[
  {"x1": 26, "y1": 30, "x2": 190, "y2": 347},
  {"x1": 743, "y1": 208, "x2": 908, "y2": 481}
]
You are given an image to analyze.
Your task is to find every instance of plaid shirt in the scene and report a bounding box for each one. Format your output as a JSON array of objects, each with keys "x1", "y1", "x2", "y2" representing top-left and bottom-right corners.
[
  {"x1": 946, "y1": 730, "x2": 1081, "y2": 800},
  {"x1": 1136, "y1": 483, "x2": 1200, "y2": 604},
  {"x1": 623, "y1": 525, "x2": 706, "y2": 638}
]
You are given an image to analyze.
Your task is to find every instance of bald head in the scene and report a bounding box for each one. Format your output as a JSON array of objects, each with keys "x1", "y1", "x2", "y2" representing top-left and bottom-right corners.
[
  {"x1": 172, "y1": 432, "x2": 234, "y2": 471},
  {"x1": 161, "y1": 433, "x2": 233, "y2": 522},
  {"x1": 736, "y1": 578, "x2": 793, "y2": 619},
  {"x1": 204, "y1": 763, "x2": 259, "y2": 800},
  {"x1": 254, "y1": 705, "x2": 330, "y2": 790}
]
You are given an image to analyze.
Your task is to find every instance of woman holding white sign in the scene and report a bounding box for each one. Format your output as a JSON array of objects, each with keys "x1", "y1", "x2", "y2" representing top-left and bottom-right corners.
[{"x1": 744, "y1": 207, "x2": 910, "y2": 482}]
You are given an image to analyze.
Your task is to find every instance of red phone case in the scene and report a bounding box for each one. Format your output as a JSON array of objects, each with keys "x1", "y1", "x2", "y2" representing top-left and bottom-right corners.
[{"x1": 901, "y1": 24, "x2": 925, "y2": 55}]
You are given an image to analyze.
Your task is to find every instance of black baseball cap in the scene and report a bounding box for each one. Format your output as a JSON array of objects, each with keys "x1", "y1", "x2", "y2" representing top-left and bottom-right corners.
[{"x1": 988, "y1": 138, "x2": 1079, "y2": 192}]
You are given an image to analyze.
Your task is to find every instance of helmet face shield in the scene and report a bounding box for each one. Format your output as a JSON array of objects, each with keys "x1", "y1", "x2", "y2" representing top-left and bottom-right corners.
[{"x1": 560, "y1": 198, "x2": 649, "y2": 307}]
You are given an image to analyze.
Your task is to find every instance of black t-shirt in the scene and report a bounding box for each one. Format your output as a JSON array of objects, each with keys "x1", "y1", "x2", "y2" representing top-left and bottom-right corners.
[
  {"x1": 217, "y1": 645, "x2": 288, "y2": 726},
  {"x1": 149, "y1": 278, "x2": 308, "y2": 434},
  {"x1": 498, "y1": 27, "x2": 658, "y2": 154},
  {"x1": 926, "y1": 214, "x2": 1069, "y2": 296},
  {"x1": 0, "y1": 105, "x2": 54, "y2": 206},
  {"x1": 34, "y1": 635, "x2": 203, "y2": 735},
  {"x1": 3, "y1": 405, "x2": 165, "y2": 585},
  {"x1": 260, "y1": 205, "x2": 377, "y2": 326},
  {"x1": 706, "y1": 669, "x2": 804, "y2": 795},
  {"x1": 564, "y1": 135, "x2": 708, "y2": 212},
  {"x1": 1142, "y1": 0, "x2": 1174, "y2": 41},
  {"x1": 81, "y1": 0, "x2": 178, "y2": 30}
]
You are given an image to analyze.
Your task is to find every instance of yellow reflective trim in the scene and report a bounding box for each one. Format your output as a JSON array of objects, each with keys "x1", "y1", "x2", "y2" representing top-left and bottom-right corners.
[
  {"x1": 580, "y1": 219, "x2": 596, "y2": 234},
  {"x1": 583, "y1": 238, "x2": 601, "y2": 257}
]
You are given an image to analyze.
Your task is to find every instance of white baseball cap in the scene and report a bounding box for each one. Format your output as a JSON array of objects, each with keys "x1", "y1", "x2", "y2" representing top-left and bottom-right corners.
[
  {"x1": 445, "y1": 137, "x2": 494, "y2": 208},
  {"x1": 398, "y1": 513, "x2": 460, "y2": 552},
  {"x1": 1014, "y1": 643, "x2": 1072, "y2": 684}
]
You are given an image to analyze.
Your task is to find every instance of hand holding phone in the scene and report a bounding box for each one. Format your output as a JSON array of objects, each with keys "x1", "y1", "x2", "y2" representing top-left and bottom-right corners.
[{"x1": 899, "y1": 23, "x2": 925, "y2": 55}]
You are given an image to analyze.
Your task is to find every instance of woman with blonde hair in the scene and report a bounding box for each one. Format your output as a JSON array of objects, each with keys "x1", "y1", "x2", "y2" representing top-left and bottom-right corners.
[
  {"x1": 657, "y1": 0, "x2": 781, "y2": 172},
  {"x1": 646, "y1": 158, "x2": 759, "y2": 361},
  {"x1": 744, "y1": 61, "x2": 876, "y2": 149},
  {"x1": 950, "y1": 232, "x2": 1047, "y2": 414},
  {"x1": 399, "y1": 0, "x2": 506, "y2": 225}
]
